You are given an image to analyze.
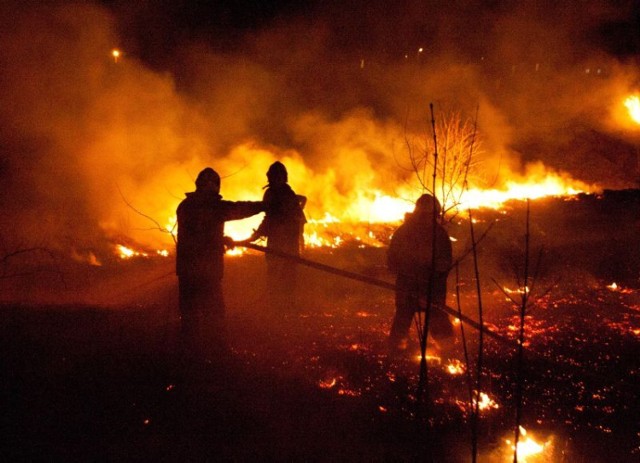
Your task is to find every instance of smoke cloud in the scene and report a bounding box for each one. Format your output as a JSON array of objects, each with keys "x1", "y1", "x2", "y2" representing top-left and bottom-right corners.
[{"x1": 0, "y1": 1, "x2": 638, "y2": 260}]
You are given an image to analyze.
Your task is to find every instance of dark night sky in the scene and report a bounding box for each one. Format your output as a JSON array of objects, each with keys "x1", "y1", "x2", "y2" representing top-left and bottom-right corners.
[
  {"x1": 102, "y1": 0, "x2": 640, "y2": 68},
  {"x1": 101, "y1": 0, "x2": 316, "y2": 65}
]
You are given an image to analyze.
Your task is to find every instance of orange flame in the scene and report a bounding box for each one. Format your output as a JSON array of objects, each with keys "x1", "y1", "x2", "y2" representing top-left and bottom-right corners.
[
  {"x1": 116, "y1": 244, "x2": 147, "y2": 259},
  {"x1": 505, "y1": 426, "x2": 551, "y2": 462},
  {"x1": 116, "y1": 244, "x2": 169, "y2": 259},
  {"x1": 459, "y1": 174, "x2": 592, "y2": 211},
  {"x1": 624, "y1": 95, "x2": 640, "y2": 124},
  {"x1": 107, "y1": 142, "x2": 598, "y2": 258}
]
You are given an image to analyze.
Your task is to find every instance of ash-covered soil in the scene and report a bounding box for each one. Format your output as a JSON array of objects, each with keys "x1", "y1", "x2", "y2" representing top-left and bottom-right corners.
[{"x1": 1, "y1": 191, "x2": 639, "y2": 462}]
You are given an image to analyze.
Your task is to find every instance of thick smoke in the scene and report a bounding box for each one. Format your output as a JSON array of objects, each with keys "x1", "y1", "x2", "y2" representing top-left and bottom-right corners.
[{"x1": 0, "y1": 1, "x2": 638, "y2": 260}]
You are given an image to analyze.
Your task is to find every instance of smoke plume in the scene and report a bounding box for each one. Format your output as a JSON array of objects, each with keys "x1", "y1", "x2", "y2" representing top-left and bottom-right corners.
[{"x1": 0, "y1": 1, "x2": 638, "y2": 260}]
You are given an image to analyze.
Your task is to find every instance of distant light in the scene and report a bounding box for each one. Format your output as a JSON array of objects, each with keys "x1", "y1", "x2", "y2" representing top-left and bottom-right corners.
[
  {"x1": 418, "y1": 47, "x2": 424, "y2": 53},
  {"x1": 112, "y1": 49, "x2": 121, "y2": 63}
]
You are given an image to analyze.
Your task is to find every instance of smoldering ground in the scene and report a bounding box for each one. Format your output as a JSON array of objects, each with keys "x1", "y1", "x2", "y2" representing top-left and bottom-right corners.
[{"x1": 1, "y1": 192, "x2": 639, "y2": 462}]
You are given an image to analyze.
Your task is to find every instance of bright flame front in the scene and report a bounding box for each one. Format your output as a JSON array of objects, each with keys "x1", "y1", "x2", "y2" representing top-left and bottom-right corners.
[
  {"x1": 624, "y1": 95, "x2": 640, "y2": 124},
  {"x1": 505, "y1": 426, "x2": 551, "y2": 462}
]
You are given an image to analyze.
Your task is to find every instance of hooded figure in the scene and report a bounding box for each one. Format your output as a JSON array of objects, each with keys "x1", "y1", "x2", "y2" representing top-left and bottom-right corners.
[
  {"x1": 387, "y1": 193, "x2": 453, "y2": 351},
  {"x1": 249, "y1": 161, "x2": 307, "y2": 311},
  {"x1": 176, "y1": 167, "x2": 263, "y2": 357}
]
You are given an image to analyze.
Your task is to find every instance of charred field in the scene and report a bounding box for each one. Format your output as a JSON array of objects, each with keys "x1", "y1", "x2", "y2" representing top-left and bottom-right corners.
[{"x1": 1, "y1": 190, "x2": 639, "y2": 462}]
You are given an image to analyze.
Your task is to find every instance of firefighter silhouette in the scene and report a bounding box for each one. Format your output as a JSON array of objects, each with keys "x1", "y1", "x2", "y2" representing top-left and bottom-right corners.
[
  {"x1": 387, "y1": 193, "x2": 453, "y2": 351},
  {"x1": 176, "y1": 167, "x2": 263, "y2": 359},
  {"x1": 249, "y1": 161, "x2": 307, "y2": 311}
]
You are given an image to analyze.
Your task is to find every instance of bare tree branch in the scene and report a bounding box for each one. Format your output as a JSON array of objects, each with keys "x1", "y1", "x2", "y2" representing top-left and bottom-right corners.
[{"x1": 116, "y1": 184, "x2": 177, "y2": 244}]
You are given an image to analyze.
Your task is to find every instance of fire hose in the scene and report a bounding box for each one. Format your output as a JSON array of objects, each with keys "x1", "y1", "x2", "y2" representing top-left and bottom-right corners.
[{"x1": 237, "y1": 242, "x2": 514, "y2": 347}]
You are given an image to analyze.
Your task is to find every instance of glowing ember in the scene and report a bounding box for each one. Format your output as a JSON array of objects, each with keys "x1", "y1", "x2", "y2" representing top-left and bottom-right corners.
[
  {"x1": 454, "y1": 391, "x2": 500, "y2": 414},
  {"x1": 318, "y1": 378, "x2": 337, "y2": 389},
  {"x1": 605, "y1": 282, "x2": 635, "y2": 294},
  {"x1": 355, "y1": 311, "x2": 374, "y2": 317},
  {"x1": 474, "y1": 391, "x2": 499, "y2": 411},
  {"x1": 503, "y1": 286, "x2": 530, "y2": 295},
  {"x1": 624, "y1": 95, "x2": 640, "y2": 124},
  {"x1": 445, "y1": 359, "x2": 465, "y2": 375}
]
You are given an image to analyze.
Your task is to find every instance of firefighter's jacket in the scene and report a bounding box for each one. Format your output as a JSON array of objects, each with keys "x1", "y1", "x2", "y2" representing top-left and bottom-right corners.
[
  {"x1": 176, "y1": 190, "x2": 263, "y2": 279},
  {"x1": 387, "y1": 212, "x2": 452, "y2": 280},
  {"x1": 254, "y1": 183, "x2": 306, "y2": 256}
]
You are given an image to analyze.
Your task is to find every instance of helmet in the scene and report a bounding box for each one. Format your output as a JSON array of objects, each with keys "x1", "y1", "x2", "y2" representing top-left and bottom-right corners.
[
  {"x1": 195, "y1": 167, "x2": 221, "y2": 190},
  {"x1": 415, "y1": 193, "x2": 442, "y2": 216},
  {"x1": 267, "y1": 161, "x2": 288, "y2": 184}
]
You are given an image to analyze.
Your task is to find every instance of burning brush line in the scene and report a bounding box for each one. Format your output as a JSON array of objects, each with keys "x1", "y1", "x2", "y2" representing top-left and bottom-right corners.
[{"x1": 114, "y1": 177, "x2": 600, "y2": 261}]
